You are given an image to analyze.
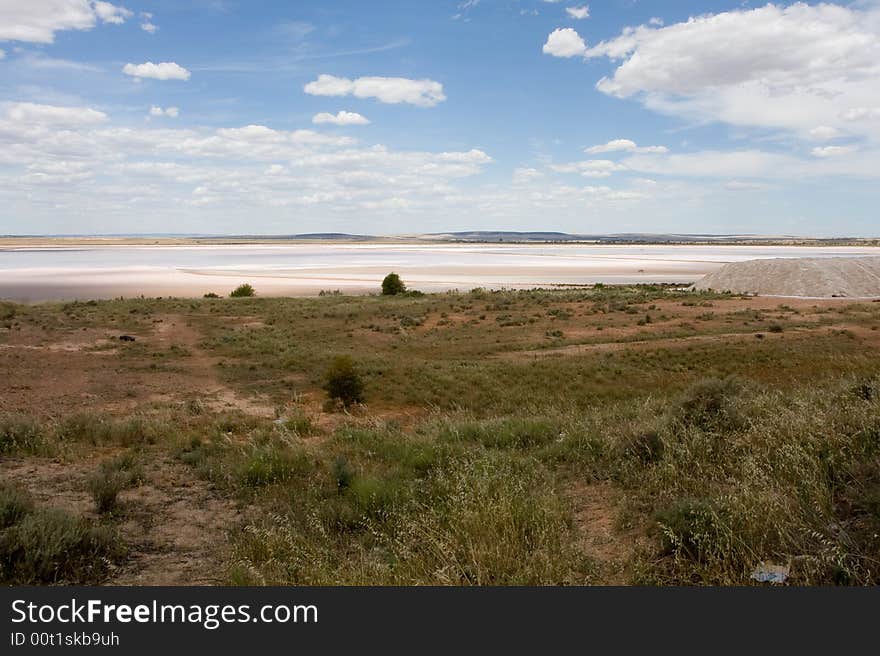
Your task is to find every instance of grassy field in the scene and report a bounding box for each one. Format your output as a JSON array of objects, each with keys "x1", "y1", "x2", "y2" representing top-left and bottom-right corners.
[{"x1": 1, "y1": 284, "x2": 879, "y2": 585}]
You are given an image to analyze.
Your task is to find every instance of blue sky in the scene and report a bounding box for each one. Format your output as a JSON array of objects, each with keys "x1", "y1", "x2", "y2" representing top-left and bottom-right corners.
[{"x1": 1, "y1": 0, "x2": 879, "y2": 236}]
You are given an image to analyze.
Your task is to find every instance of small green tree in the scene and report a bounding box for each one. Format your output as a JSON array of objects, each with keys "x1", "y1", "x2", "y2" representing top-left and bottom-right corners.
[
  {"x1": 381, "y1": 272, "x2": 406, "y2": 296},
  {"x1": 323, "y1": 356, "x2": 364, "y2": 407},
  {"x1": 230, "y1": 283, "x2": 255, "y2": 298}
]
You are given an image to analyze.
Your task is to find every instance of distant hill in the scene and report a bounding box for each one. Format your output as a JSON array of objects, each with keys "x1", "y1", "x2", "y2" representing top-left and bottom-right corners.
[{"x1": 415, "y1": 231, "x2": 808, "y2": 244}]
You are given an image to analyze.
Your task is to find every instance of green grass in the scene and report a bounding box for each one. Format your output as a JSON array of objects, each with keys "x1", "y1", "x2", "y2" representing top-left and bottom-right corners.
[
  {"x1": 0, "y1": 484, "x2": 124, "y2": 584},
  {"x1": 4, "y1": 286, "x2": 880, "y2": 585}
]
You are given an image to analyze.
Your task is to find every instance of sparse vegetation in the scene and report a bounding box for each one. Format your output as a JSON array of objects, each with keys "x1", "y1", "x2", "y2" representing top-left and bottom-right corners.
[{"x1": 3, "y1": 285, "x2": 880, "y2": 584}]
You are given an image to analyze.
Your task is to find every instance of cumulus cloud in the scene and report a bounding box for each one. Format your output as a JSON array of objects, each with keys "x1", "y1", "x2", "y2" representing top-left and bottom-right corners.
[
  {"x1": 585, "y1": 139, "x2": 668, "y2": 154},
  {"x1": 92, "y1": 1, "x2": 131, "y2": 24},
  {"x1": 304, "y1": 75, "x2": 446, "y2": 107},
  {"x1": 0, "y1": 0, "x2": 131, "y2": 43},
  {"x1": 149, "y1": 106, "x2": 179, "y2": 118},
  {"x1": 3, "y1": 101, "x2": 108, "y2": 126},
  {"x1": 841, "y1": 107, "x2": 880, "y2": 122},
  {"x1": 141, "y1": 21, "x2": 157, "y2": 33},
  {"x1": 312, "y1": 111, "x2": 370, "y2": 126},
  {"x1": 549, "y1": 159, "x2": 627, "y2": 178},
  {"x1": 0, "y1": 101, "x2": 496, "y2": 223},
  {"x1": 123, "y1": 62, "x2": 191, "y2": 81},
  {"x1": 575, "y1": 3, "x2": 880, "y2": 139},
  {"x1": 618, "y1": 147, "x2": 880, "y2": 181},
  {"x1": 808, "y1": 126, "x2": 840, "y2": 141},
  {"x1": 512, "y1": 167, "x2": 543, "y2": 183},
  {"x1": 566, "y1": 6, "x2": 590, "y2": 20},
  {"x1": 811, "y1": 145, "x2": 857, "y2": 158},
  {"x1": 542, "y1": 27, "x2": 586, "y2": 58}
]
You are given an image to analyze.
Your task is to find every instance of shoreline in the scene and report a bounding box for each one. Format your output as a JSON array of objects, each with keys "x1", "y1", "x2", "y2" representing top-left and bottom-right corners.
[
  {"x1": 3, "y1": 236, "x2": 880, "y2": 248},
  {"x1": 3, "y1": 242, "x2": 879, "y2": 303}
]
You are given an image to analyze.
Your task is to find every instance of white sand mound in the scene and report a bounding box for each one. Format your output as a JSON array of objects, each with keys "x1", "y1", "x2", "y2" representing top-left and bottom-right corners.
[{"x1": 693, "y1": 256, "x2": 880, "y2": 298}]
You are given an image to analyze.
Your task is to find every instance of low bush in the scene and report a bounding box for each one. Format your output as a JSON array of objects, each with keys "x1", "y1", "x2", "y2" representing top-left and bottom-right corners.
[
  {"x1": 87, "y1": 452, "x2": 144, "y2": 514},
  {"x1": 381, "y1": 273, "x2": 406, "y2": 296},
  {"x1": 0, "y1": 483, "x2": 34, "y2": 529},
  {"x1": 0, "y1": 415, "x2": 45, "y2": 455},
  {"x1": 0, "y1": 507, "x2": 123, "y2": 584},
  {"x1": 230, "y1": 284, "x2": 255, "y2": 298},
  {"x1": 672, "y1": 376, "x2": 746, "y2": 432},
  {"x1": 323, "y1": 356, "x2": 364, "y2": 407}
]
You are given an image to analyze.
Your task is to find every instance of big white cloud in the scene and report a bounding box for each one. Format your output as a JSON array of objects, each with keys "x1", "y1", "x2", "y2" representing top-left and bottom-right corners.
[
  {"x1": 0, "y1": 0, "x2": 131, "y2": 43},
  {"x1": 304, "y1": 75, "x2": 446, "y2": 107},
  {"x1": 312, "y1": 111, "x2": 370, "y2": 126},
  {"x1": 123, "y1": 62, "x2": 191, "y2": 81},
  {"x1": 573, "y1": 3, "x2": 880, "y2": 139}
]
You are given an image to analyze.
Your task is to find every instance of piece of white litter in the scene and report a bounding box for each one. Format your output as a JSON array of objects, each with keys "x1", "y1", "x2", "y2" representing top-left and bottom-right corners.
[{"x1": 751, "y1": 561, "x2": 789, "y2": 584}]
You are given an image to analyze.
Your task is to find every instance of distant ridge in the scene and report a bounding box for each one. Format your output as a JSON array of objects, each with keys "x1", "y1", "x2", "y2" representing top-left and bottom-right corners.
[{"x1": 2, "y1": 232, "x2": 877, "y2": 246}]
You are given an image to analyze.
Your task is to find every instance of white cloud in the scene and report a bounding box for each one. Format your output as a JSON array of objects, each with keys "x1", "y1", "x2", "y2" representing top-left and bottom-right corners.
[
  {"x1": 808, "y1": 126, "x2": 840, "y2": 141},
  {"x1": 92, "y1": 1, "x2": 131, "y2": 24},
  {"x1": 304, "y1": 74, "x2": 446, "y2": 107},
  {"x1": 123, "y1": 62, "x2": 191, "y2": 81},
  {"x1": 841, "y1": 107, "x2": 880, "y2": 122},
  {"x1": 620, "y1": 147, "x2": 880, "y2": 181},
  {"x1": 0, "y1": 0, "x2": 131, "y2": 43},
  {"x1": 725, "y1": 180, "x2": 771, "y2": 192},
  {"x1": 141, "y1": 21, "x2": 157, "y2": 34},
  {"x1": 565, "y1": 6, "x2": 590, "y2": 20},
  {"x1": 512, "y1": 167, "x2": 543, "y2": 183},
  {"x1": 312, "y1": 111, "x2": 370, "y2": 126},
  {"x1": 542, "y1": 27, "x2": 586, "y2": 58},
  {"x1": 149, "y1": 106, "x2": 179, "y2": 118},
  {"x1": 3, "y1": 101, "x2": 107, "y2": 126},
  {"x1": 0, "y1": 49, "x2": 5, "y2": 59},
  {"x1": 549, "y1": 159, "x2": 627, "y2": 178},
  {"x1": 585, "y1": 139, "x2": 667, "y2": 154},
  {"x1": 811, "y1": 145, "x2": 857, "y2": 158},
  {"x1": 578, "y1": 3, "x2": 880, "y2": 139},
  {"x1": 0, "y1": 101, "x2": 503, "y2": 227}
]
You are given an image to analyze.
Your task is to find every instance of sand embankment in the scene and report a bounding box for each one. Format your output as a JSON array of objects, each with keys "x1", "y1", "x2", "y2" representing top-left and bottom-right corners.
[{"x1": 694, "y1": 256, "x2": 880, "y2": 298}]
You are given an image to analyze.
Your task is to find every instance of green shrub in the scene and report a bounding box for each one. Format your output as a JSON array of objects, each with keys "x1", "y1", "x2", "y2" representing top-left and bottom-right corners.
[
  {"x1": 284, "y1": 413, "x2": 313, "y2": 436},
  {"x1": 332, "y1": 456, "x2": 353, "y2": 490},
  {"x1": 230, "y1": 283, "x2": 255, "y2": 298},
  {"x1": 673, "y1": 376, "x2": 745, "y2": 432},
  {"x1": 381, "y1": 272, "x2": 406, "y2": 296},
  {"x1": 0, "y1": 483, "x2": 34, "y2": 529},
  {"x1": 237, "y1": 445, "x2": 309, "y2": 488},
  {"x1": 655, "y1": 498, "x2": 729, "y2": 563},
  {"x1": 0, "y1": 415, "x2": 45, "y2": 455},
  {"x1": 203, "y1": 292, "x2": 221, "y2": 299},
  {"x1": 323, "y1": 356, "x2": 364, "y2": 407},
  {"x1": 623, "y1": 431, "x2": 664, "y2": 464},
  {"x1": 0, "y1": 509, "x2": 123, "y2": 584},
  {"x1": 87, "y1": 452, "x2": 144, "y2": 514},
  {"x1": 443, "y1": 418, "x2": 559, "y2": 449},
  {"x1": 87, "y1": 472, "x2": 127, "y2": 514}
]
